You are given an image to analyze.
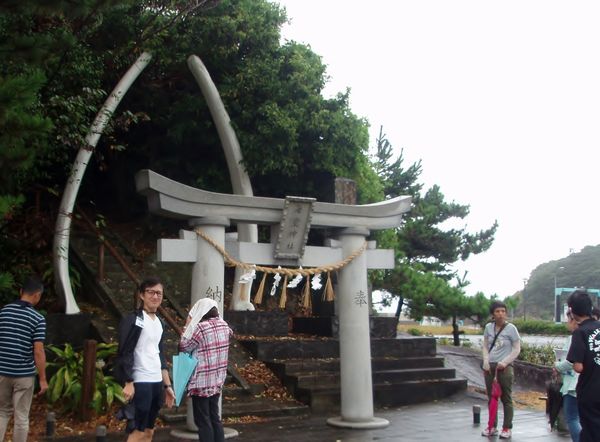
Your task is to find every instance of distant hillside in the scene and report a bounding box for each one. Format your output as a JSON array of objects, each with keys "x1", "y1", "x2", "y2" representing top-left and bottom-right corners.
[{"x1": 515, "y1": 245, "x2": 600, "y2": 320}]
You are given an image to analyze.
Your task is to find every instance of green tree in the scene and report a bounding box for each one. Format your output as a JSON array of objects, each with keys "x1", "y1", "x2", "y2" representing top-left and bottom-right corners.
[
  {"x1": 1, "y1": 0, "x2": 500, "y2": 318},
  {"x1": 37, "y1": 0, "x2": 375, "y2": 212},
  {"x1": 0, "y1": 1, "x2": 67, "y2": 298},
  {"x1": 400, "y1": 271, "x2": 495, "y2": 346},
  {"x1": 372, "y1": 128, "x2": 497, "y2": 275},
  {"x1": 371, "y1": 128, "x2": 498, "y2": 320},
  {"x1": 0, "y1": 0, "x2": 376, "y2": 302},
  {"x1": 517, "y1": 245, "x2": 600, "y2": 320}
]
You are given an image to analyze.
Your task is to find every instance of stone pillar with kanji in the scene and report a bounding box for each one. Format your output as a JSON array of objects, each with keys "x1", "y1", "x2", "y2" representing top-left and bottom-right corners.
[{"x1": 326, "y1": 227, "x2": 389, "y2": 429}]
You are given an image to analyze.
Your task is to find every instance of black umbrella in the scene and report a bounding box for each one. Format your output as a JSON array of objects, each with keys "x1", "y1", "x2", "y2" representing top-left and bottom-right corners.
[
  {"x1": 546, "y1": 377, "x2": 563, "y2": 430},
  {"x1": 116, "y1": 402, "x2": 136, "y2": 434}
]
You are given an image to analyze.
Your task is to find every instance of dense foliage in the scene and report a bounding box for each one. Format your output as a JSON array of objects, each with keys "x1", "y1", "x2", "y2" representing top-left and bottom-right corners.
[
  {"x1": 1, "y1": 0, "x2": 498, "y2": 322},
  {"x1": 46, "y1": 342, "x2": 124, "y2": 413},
  {"x1": 0, "y1": 0, "x2": 373, "y2": 299},
  {"x1": 517, "y1": 342, "x2": 556, "y2": 367},
  {"x1": 511, "y1": 319, "x2": 569, "y2": 336},
  {"x1": 370, "y1": 128, "x2": 498, "y2": 332},
  {"x1": 507, "y1": 245, "x2": 600, "y2": 320}
]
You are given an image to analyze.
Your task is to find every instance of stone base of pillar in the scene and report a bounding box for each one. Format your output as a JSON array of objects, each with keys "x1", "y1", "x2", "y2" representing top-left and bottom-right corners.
[
  {"x1": 326, "y1": 416, "x2": 389, "y2": 429},
  {"x1": 170, "y1": 427, "x2": 239, "y2": 439}
]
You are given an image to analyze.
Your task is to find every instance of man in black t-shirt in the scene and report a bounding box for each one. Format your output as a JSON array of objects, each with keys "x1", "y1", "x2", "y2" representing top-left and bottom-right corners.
[{"x1": 567, "y1": 290, "x2": 600, "y2": 442}]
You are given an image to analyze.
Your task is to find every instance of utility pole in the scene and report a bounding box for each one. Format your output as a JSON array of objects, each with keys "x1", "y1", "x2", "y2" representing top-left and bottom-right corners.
[
  {"x1": 554, "y1": 266, "x2": 565, "y2": 323},
  {"x1": 522, "y1": 278, "x2": 527, "y2": 321}
]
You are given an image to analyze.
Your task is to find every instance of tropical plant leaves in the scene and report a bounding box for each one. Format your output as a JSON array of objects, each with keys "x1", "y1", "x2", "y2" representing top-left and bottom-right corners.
[{"x1": 45, "y1": 343, "x2": 124, "y2": 414}]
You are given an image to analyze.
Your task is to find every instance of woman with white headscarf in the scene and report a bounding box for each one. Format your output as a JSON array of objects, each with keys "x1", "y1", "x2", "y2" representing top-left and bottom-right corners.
[{"x1": 179, "y1": 298, "x2": 232, "y2": 442}]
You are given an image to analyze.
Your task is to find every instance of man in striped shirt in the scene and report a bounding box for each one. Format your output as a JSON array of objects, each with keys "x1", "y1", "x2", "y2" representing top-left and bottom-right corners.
[{"x1": 0, "y1": 276, "x2": 47, "y2": 442}]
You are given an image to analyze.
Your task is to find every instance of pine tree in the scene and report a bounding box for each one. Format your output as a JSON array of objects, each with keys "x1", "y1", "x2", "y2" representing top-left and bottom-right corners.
[{"x1": 370, "y1": 127, "x2": 498, "y2": 320}]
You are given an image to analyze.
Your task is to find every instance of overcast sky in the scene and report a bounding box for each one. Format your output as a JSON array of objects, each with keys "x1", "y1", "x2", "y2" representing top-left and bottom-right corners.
[{"x1": 277, "y1": 0, "x2": 600, "y2": 298}]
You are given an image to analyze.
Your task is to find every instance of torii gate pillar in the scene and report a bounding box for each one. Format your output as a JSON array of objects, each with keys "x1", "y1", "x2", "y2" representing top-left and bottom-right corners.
[
  {"x1": 136, "y1": 169, "x2": 411, "y2": 432},
  {"x1": 327, "y1": 228, "x2": 389, "y2": 429},
  {"x1": 189, "y1": 217, "x2": 229, "y2": 309},
  {"x1": 174, "y1": 216, "x2": 240, "y2": 439}
]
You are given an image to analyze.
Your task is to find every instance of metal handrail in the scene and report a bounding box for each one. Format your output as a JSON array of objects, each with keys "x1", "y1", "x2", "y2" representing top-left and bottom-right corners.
[{"x1": 76, "y1": 209, "x2": 182, "y2": 336}]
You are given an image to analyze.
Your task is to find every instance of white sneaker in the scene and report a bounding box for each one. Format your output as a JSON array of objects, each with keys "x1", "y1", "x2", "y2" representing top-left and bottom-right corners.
[
  {"x1": 499, "y1": 428, "x2": 512, "y2": 439},
  {"x1": 482, "y1": 427, "x2": 498, "y2": 437}
]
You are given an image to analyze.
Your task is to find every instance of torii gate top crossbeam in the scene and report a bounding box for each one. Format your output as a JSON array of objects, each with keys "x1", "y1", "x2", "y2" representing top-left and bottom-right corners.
[{"x1": 136, "y1": 170, "x2": 411, "y2": 230}]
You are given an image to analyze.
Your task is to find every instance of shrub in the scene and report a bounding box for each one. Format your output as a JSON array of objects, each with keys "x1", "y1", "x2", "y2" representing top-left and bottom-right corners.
[
  {"x1": 407, "y1": 328, "x2": 423, "y2": 336},
  {"x1": 517, "y1": 342, "x2": 556, "y2": 366},
  {"x1": 511, "y1": 319, "x2": 569, "y2": 335},
  {"x1": 46, "y1": 342, "x2": 124, "y2": 413}
]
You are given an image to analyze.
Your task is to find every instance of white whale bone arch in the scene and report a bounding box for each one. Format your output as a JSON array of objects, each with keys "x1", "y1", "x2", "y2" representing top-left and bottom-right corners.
[
  {"x1": 53, "y1": 52, "x2": 153, "y2": 314},
  {"x1": 53, "y1": 53, "x2": 259, "y2": 313},
  {"x1": 187, "y1": 55, "x2": 257, "y2": 310}
]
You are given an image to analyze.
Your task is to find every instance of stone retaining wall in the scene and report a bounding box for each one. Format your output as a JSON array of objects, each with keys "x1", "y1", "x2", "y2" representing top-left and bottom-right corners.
[
  {"x1": 513, "y1": 359, "x2": 553, "y2": 392},
  {"x1": 225, "y1": 310, "x2": 289, "y2": 336}
]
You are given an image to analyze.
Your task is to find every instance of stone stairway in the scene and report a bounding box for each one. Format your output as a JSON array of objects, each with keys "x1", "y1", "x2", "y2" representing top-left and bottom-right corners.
[
  {"x1": 239, "y1": 336, "x2": 467, "y2": 412},
  {"x1": 160, "y1": 339, "x2": 309, "y2": 422},
  {"x1": 66, "y1": 215, "x2": 465, "y2": 417},
  {"x1": 67, "y1": 220, "x2": 308, "y2": 420},
  {"x1": 69, "y1": 230, "x2": 182, "y2": 366}
]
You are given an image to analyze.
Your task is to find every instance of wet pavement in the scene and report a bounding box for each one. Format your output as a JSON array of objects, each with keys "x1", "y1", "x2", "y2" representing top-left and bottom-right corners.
[
  {"x1": 223, "y1": 391, "x2": 566, "y2": 441},
  {"x1": 103, "y1": 391, "x2": 567, "y2": 441},
  {"x1": 159, "y1": 345, "x2": 564, "y2": 441},
  {"x1": 53, "y1": 344, "x2": 566, "y2": 441}
]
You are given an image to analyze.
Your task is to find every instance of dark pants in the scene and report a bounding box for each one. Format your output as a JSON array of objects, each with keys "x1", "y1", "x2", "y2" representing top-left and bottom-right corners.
[
  {"x1": 192, "y1": 394, "x2": 224, "y2": 442},
  {"x1": 132, "y1": 382, "x2": 164, "y2": 432},
  {"x1": 577, "y1": 393, "x2": 600, "y2": 442},
  {"x1": 484, "y1": 365, "x2": 514, "y2": 429},
  {"x1": 563, "y1": 394, "x2": 581, "y2": 442}
]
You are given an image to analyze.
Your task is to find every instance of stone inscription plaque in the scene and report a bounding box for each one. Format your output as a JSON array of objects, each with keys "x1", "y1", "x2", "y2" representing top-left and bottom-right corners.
[{"x1": 274, "y1": 196, "x2": 315, "y2": 261}]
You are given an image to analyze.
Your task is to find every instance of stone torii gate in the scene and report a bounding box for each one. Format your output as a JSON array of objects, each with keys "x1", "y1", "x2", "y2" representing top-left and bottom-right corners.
[{"x1": 136, "y1": 169, "x2": 411, "y2": 429}]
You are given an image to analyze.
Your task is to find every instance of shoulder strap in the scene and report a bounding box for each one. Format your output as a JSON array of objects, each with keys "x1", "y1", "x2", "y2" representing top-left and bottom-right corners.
[{"x1": 489, "y1": 323, "x2": 507, "y2": 352}]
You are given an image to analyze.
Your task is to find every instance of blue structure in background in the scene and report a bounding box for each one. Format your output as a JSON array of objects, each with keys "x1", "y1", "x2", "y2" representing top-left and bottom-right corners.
[{"x1": 554, "y1": 287, "x2": 600, "y2": 322}]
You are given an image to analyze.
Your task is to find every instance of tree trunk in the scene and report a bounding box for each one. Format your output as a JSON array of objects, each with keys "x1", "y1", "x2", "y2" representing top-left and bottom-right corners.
[
  {"x1": 452, "y1": 314, "x2": 461, "y2": 346},
  {"x1": 395, "y1": 296, "x2": 404, "y2": 319}
]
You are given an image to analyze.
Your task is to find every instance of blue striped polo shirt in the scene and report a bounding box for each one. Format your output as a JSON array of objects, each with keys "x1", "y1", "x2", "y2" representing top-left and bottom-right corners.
[{"x1": 0, "y1": 300, "x2": 46, "y2": 377}]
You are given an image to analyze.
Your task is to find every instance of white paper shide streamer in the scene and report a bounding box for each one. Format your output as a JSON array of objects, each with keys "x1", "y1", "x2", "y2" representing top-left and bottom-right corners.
[
  {"x1": 270, "y1": 267, "x2": 282, "y2": 296},
  {"x1": 239, "y1": 266, "x2": 256, "y2": 284},
  {"x1": 287, "y1": 267, "x2": 303, "y2": 288},
  {"x1": 311, "y1": 273, "x2": 322, "y2": 290}
]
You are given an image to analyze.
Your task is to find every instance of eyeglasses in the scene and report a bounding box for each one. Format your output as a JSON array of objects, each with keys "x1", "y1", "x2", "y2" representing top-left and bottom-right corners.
[{"x1": 144, "y1": 289, "x2": 163, "y2": 297}]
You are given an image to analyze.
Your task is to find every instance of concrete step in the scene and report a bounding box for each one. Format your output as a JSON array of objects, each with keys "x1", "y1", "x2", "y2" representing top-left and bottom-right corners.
[
  {"x1": 160, "y1": 396, "x2": 309, "y2": 423},
  {"x1": 374, "y1": 367, "x2": 457, "y2": 383},
  {"x1": 296, "y1": 378, "x2": 468, "y2": 413},
  {"x1": 374, "y1": 378, "x2": 468, "y2": 407},
  {"x1": 240, "y1": 337, "x2": 437, "y2": 361},
  {"x1": 222, "y1": 383, "x2": 265, "y2": 399},
  {"x1": 289, "y1": 367, "x2": 457, "y2": 390},
  {"x1": 241, "y1": 336, "x2": 466, "y2": 412},
  {"x1": 268, "y1": 356, "x2": 445, "y2": 378},
  {"x1": 240, "y1": 338, "x2": 339, "y2": 360}
]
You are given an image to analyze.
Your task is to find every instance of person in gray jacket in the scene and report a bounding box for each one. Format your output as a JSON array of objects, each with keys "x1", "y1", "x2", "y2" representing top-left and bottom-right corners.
[{"x1": 481, "y1": 301, "x2": 521, "y2": 439}]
